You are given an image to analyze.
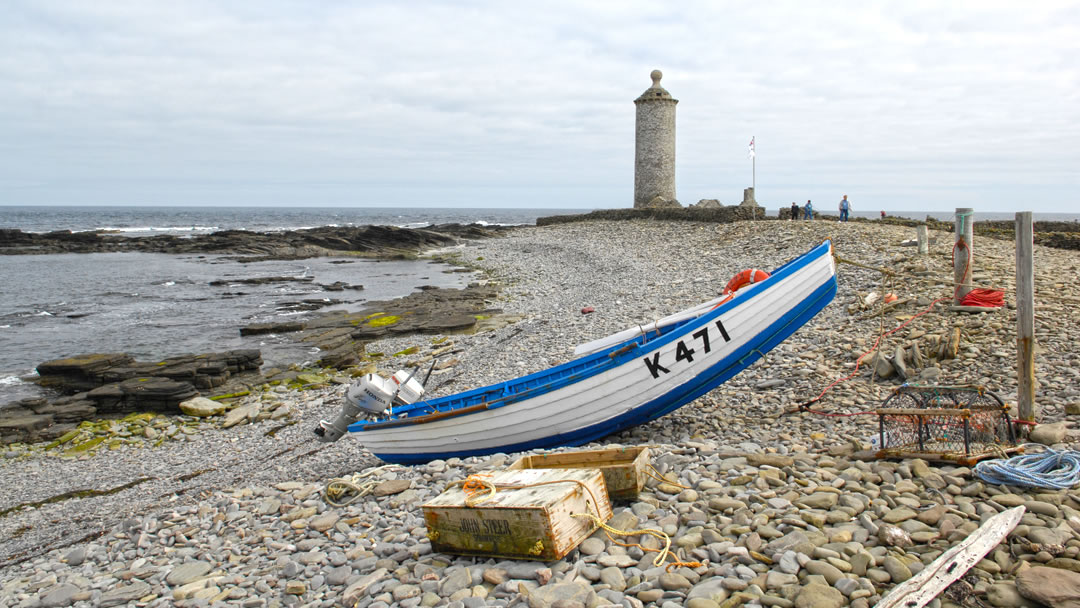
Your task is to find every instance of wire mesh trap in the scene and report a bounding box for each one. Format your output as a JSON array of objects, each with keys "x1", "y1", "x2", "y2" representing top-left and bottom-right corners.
[{"x1": 874, "y1": 384, "x2": 1020, "y2": 465}]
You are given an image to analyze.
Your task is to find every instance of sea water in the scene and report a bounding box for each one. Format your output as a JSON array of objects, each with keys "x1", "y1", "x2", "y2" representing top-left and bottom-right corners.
[
  {"x1": 0, "y1": 205, "x2": 571, "y2": 235},
  {"x1": 0, "y1": 206, "x2": 581, "y2": 406}
]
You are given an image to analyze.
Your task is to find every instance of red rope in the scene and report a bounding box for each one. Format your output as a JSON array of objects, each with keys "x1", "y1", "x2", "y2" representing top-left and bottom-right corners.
[
  {"x1": 797, "y1": 239, "x2": 1003, "y2": 416},
  {"x1": 952, "y1": 241, "x2": 1004, "y2": 307},
  {"x1": 960, "y1": 288, "x2": 1004, "y2": 307},
  {"x1": 796, "y1": 297, "x2": 951, "y2": 416}
]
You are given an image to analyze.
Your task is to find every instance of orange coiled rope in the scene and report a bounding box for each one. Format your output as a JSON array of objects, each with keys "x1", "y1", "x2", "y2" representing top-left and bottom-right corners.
[
  {"x1": 952, "y1": 239, "x2": 1004, "y2": 308},
  {"x1": 959, "y1": 288, "x2": 1005, "y2": 307}
]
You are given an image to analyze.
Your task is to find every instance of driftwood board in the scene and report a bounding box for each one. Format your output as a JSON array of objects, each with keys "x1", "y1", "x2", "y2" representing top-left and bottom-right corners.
[{"x1": 874, "y1": 505, "x2": 1025, "y2": 608}]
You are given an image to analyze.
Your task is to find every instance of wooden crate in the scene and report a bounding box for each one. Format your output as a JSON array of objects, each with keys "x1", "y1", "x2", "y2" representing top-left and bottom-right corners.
[
  {"x1": 422, "y1": 468, "x2": 612, "y2": 561},
  {"x1": 508, "y1": 446, "x2": 651, "y2": 500}
]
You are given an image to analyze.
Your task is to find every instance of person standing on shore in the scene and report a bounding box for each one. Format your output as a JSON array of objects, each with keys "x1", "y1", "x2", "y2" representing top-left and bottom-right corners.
[
  {"x1": 790, "y1": 202, "x2": 799, "y2": 220},
  {"x1": 839, "y1": 195, "x2": 850, "y2": 222},
  {"x1": 804, "y1": 200, "x2": 813, "y2": 220}
]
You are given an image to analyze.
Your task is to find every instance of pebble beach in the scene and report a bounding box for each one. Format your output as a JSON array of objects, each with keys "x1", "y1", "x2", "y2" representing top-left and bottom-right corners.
[{"x1": 3, "y1": 217, "x2": 1080, "y2": 608}]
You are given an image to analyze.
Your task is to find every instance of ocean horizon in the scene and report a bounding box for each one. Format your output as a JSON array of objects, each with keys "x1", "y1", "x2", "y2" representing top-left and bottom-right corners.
[
  {"x1": 1, "y1": 205, "x2": 1077, "y2": 238},
  {"x1": 4, "y1": 206, "x2": 578, "y2": 407},
  {"x1": 0, "y1": 205, "x2": 584, "y2": 237}
]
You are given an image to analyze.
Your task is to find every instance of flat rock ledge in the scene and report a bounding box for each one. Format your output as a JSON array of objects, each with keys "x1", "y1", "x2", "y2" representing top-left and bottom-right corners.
[
  {"x1": 241, "y1": 284, "x2": 517, "y2": 370},
  {"x1": 35, "y1": 350, "x2": 263, "y2": 394},
  {"x1": 537, "y1": 206, "x2": 765, "y2": 226},
  {"x1": 0, "y1": 223, "x2": 513, "y2": 258},
  {"x1": 2, "y1": 283, "x2": 516, "y2": 445},
  {"x1": 0, "y1": 350, "x2": 264, "y2": 444}
]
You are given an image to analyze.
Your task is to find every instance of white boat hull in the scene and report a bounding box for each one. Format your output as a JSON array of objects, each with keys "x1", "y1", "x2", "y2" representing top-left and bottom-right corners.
[{"x1": 347, "y1": 240, "x2": 838, "y2": 464}]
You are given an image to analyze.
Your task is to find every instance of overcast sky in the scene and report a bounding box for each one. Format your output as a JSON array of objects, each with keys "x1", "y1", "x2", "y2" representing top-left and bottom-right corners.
[{"x1": 1, "y1": 1, "x2": 1077, "y2": 213}]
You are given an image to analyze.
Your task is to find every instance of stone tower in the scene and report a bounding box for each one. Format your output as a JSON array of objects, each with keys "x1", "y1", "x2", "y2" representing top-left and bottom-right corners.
[{"x1": 633, "y1": 70, "x2": 679, "y2": 208}]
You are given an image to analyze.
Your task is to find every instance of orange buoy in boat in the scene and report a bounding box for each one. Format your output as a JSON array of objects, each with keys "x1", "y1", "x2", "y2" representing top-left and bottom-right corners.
[
  {"x1": 712, "y1": 269, "x2": 772, "y2": 309},
  {"x1": 723, "y1": 269, "x2": 771, "y2": 296}
]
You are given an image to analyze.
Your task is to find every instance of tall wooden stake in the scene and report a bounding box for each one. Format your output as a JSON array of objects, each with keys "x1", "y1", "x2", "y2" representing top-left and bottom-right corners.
[
  {"x1": 1016, "y1": 211, "x2": 1035, "y2": 425},
  {"x1": 953, "y1": 208, "x2": 974, "y2": 305}
]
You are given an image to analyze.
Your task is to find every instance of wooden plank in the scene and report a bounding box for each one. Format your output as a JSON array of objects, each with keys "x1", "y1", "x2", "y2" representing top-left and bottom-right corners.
[
  {"x1": 874, "y1": 506, "x2": 1025, "y2": 608},
  {"x1": 361, "y1": 402, "x2": 489, "y2": 430},
  {"x1": 948, "y1": 305, "x2": 1001, "y2": 314},
  {"x1": 877, "y1": 408, "x2": 972, "y2": 417},
  {"x1": 874, "y1": 447, "x2": 1024, "y2": 466}
]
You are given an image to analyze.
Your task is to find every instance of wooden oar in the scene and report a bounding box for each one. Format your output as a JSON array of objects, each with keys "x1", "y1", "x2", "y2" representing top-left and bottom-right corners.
[{"x1": 361, "y1": 402, "x2": 490, "y2": 430}]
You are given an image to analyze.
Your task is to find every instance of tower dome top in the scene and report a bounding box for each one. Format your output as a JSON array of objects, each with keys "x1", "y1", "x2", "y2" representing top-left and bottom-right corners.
[{"x1": 635, "y1": 69, "x2": 676, "y2": 103}]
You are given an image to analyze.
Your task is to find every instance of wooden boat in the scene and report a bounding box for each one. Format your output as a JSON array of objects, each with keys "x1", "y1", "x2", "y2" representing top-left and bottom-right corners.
[{"x1": 329, "y1": 240, "x2": 837, "y2": 464}]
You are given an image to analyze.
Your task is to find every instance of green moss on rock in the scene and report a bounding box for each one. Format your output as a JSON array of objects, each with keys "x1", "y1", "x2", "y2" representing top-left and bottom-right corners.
[
  {"x1": 63, "y1": 436, "x2": 106, "y2": 455},
  {"x1": 208, "y1": 390, "x2": 250, "y2": 401},
  {"x1": 367, "y1": 315, "x2": 401, "y2": 328},
  {"x1": 43, "y1": 429, "x2": 81, "y2": 450}
]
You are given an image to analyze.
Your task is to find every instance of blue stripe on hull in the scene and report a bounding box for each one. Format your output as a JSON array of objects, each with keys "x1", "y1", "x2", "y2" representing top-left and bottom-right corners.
[{"x1": 371, "y1": 272, "x2": 837, "y2": 465}]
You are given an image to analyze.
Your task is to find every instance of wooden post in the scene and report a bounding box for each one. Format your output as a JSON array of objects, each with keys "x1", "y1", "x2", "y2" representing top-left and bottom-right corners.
[
  {"x1": 1016, "y1": 211, "x2": 1035, "y2": 425},
  {"x1": 953, "y1": 208, "x2": 974, "y2": 304},
  {"x1": 917, "y1": 225, "x2": 928, "y2": 255}
]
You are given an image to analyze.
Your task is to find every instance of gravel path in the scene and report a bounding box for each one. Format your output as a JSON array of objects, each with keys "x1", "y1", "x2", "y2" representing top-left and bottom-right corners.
[{"x1": 2, "y1": 218, "x2": 1079, "y2": 608}]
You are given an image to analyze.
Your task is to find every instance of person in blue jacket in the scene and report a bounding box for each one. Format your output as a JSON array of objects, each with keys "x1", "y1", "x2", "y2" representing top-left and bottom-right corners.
[
  {"x1": 803, "y1": 200, "x2": 813, "y2": 220},
  {"x1": 839, "y1": 195, "x2": 851, "y2": 222}
]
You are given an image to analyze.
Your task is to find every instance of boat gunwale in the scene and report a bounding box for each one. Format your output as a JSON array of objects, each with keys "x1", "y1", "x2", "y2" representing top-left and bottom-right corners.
[{"x1": 371, "y1": 274, "x2": 838, "y2": 463}]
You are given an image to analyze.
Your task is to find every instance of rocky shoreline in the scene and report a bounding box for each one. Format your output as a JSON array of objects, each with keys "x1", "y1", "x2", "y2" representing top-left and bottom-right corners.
[
  {"x1": 2, "y1": 218, "x2": 1080, "y2": 608},
  {"x1": 0, "y1": 280, "x2": 519, "y2": 446},
  {"x1": 0, "y1": 222, "x2": 519, "y2": 445},
  {"x1": 0, "y1": 223, "x2": 513, "y2": 259},
  {"x1": 535, "y1": 209, "x2": 1080, "y2": 252}
]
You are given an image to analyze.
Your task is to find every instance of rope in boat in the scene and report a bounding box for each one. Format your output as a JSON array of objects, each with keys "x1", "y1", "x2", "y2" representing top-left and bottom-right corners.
[{"x1": 974, "y1": 446, "x2": 1080, "y2": 490}]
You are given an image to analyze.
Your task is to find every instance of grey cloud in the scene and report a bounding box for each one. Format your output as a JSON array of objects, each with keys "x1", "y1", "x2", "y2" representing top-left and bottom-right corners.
[{"x1": 0, "y1": 0, "x2": 1076, "y2": 211}]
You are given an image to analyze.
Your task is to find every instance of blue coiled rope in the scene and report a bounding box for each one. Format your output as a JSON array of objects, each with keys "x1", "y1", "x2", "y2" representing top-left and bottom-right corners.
[{"x1": 974, "y1": 446, "x2": 1080, "y2": 490}]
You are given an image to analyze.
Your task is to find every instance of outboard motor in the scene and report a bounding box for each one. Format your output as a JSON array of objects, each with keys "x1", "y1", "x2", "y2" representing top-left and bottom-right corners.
[{"x1": 315, "y1": 370, "x2": 425, "y2": 442}]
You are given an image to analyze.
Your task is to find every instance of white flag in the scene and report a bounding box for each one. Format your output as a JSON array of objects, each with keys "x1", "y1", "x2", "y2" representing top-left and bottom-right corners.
[{"x1": 748, "y1": 137, "x2": 755, "y2": 159}]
